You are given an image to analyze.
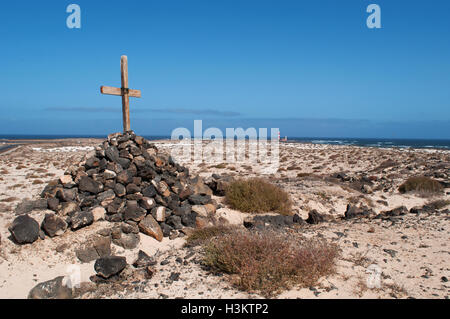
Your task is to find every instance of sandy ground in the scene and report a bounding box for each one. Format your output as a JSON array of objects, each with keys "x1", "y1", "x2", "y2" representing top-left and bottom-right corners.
[{"x1": 0, "y1": 138, "x2": 448, "y2": 299}]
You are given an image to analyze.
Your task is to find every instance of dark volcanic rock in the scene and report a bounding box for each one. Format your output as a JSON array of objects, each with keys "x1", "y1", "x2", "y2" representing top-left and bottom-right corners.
[
  {"x1": 85, "y1": 156, "x2": 101, "y2": 169},
  {"x1": 117, "y1": 157, "x2": 131, "y2": 169},
  {"x1": 123, "y1": 200, "x2": 146, "y2": 222},
  {"x1": 114, "y1": 183, "x2": 127, "y2": 197},
  {"x1": 344, "y1": 204, "x2": 360, "y2": 219},
  {"x1": 133, "y1": 250, "x2": 157, "y2": 268},
  {"x1": 47, "y1": 197, "x2": 60, "y2": 211},
  {"x1": 112, "y1": 231, "x2": 140, "y2": 249},
  {"x1": 166, "y1": 215, "x2": 183, "y2": 230},
  {"x1": 117, "y1": 170, "x2": 133, "y2": 185},
  {"x1": 293, "y1": 213, "x2": 305, "y2": 224},
  {"x1": 140, "y1": 197, "x2": 156, "y2": 210},
  {"x1": 97, "y1": 189, "x2": 116, "y2": 203},
  {"x1": 188, "y1": 194, "x2": 211, "y2": 205},
  {"x1": 376, "y1": 206, "x2": 408, "y2": 219},
  {"x1": 78, "y1": 176, "x2": 103, "y2": 194},
  {"x1": 384, "y1": 206, "x2": 408, "y2": 217},
  {"x1": 76, "y1": 235, "x2": 111, "y2": 263},
  {"x1": 70, "y1": 211, "x2": 94, "y2": 230},
  {"x1": 142, "y1": 185, "x2": 157, "y2": 198},
  {"x1": 105, "y1": 146, "x2": 120, "y2": 163},
  {"x1": 344, "y1": 204, "x2": 373, "y2": 220},
  {"x1": 14, "y1": 199, "x2": 48, "y2": 215},
  {"x1": 253, "y1": 215, "x2": 295, "y2": 228},
  {"x1": 306, "y1": 210, "x2": 324, "y2": 225},
  {"x1": 94, "y1": 256, "x2": 127, "y2": 279},
  {"x1": 181, "y1": 212, "x2": 197, "y2": 228},
  {"x1": 126, "y1": 183, "x2": 141, "y2": 194},
  {"x1": 41, "y1": 213, "x2": 68, "y2": 237},
  {"x1": 9, "y1": 215, "x2": 40, "y2": 244}
]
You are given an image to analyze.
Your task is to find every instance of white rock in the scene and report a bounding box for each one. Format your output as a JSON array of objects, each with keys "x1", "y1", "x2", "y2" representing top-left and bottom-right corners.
[
  {"x1": 104, "y1": 170, "x2": 117, "y2": 179},
  {"x1": 59, "y1": 175, "x2": 74, "y2": 187},
  {"x1": 92, "y1": 207, "x2": 106, "y2": 222},
  {"x1": 191, "y1": 205, "x2": 209, "y2": 217},
  {"x1": 155, "y1": 206, "x2": 166, "y2": 222}
]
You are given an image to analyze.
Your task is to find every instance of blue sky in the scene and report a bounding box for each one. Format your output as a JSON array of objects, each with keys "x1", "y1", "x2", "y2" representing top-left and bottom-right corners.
[{"x1": 0, "y1": 0, "x2": 449, "y2": 138}]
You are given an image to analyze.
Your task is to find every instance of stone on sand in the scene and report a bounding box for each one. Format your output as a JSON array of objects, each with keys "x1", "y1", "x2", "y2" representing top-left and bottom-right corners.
[
  {"x1": 28, "y1": 276, "x2": 72, "y2": 299},
  {"x1": 9, "y1": 215, "x2": 40, "y2": 244}
]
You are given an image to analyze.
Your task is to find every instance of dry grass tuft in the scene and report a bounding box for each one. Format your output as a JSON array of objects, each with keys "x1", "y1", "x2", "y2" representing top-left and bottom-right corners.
[
  {"x1": 225, "y1": 178, "x2": 292, "y2": 215},
  {"x1": 398, "y1": 176, "x2": 443, "y2": 195},
  {"x1": 202, "y1": 230, "x2": 339, "y2": 296}
]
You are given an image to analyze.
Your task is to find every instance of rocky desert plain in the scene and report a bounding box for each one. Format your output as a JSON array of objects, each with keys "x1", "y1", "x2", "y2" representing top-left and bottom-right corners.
[{"x1": 0, "y1": 134, "x2": 448, "y2": 299}]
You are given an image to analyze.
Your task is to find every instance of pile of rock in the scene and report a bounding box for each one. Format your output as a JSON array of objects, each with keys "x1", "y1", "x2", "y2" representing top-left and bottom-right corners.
[{"x1": 10, "y1": 131, "x2": 218, "y2": 245}]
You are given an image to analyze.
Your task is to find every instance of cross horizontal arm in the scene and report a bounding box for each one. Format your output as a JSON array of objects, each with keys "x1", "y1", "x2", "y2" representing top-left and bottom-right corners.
[{"x1": 100, "y1": 86, "x2": 142, "y2": 98}]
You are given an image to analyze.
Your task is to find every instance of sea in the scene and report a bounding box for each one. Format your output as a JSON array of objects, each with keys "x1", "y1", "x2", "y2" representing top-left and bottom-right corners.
[{"x1": 1, "y1": 135, "x2": 450, "y2": 151}]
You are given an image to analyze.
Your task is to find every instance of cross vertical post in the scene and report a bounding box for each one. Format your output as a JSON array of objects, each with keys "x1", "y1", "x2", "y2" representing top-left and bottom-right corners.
[
  {"x1": 100, "y1": 55, "x2": 142, "y2": 133},
  {"x1": 121, "y1": 56, "x2": 130, "y2": 132}
]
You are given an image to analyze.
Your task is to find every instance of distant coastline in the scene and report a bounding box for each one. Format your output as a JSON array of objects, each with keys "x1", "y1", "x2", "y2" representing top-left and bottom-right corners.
[{"x1": 1, "y1": 135, "x2": 449, "y2": 150}]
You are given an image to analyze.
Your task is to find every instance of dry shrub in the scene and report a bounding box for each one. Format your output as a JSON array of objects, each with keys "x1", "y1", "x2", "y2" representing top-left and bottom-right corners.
[
  {"x1": 225, "y1": 178, "x2": 292, "y2": 215},
  {"x1": 8, "y1": 184, "x2": 23, "y2": 190},
  {"x1": 203, "y1": 230, "x2": 339, "y2": 296},
  {"x1": 212, "y1": 163, "x2": 227, "y2": 169},
  {"x1": 32, "y1": 179, "x2": 44, "y2": 185},
  {"x1": 297, "y1": 172, "x2": 311, "y2": 178},
  {"x1": 375, "y1": 160, "x2": 398, "y2": 171},
  {"x1": 329, "y1": 154, "x2": 339, "y2": 160},
  {"x1": 186, "y1": 225, "x2": 235, "y2": 247},
  {"x1": 1, "y1": 197, "x2": 18, "y2": 203},
  {"x1": 426, "y1": 199, "x2": 450, "y2": 210},
  {"x1": 398, "y1": 176, "x2": 443, "y2": 194}
]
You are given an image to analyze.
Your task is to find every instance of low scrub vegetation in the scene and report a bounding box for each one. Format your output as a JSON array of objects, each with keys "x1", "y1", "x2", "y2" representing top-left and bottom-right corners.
[
  {"x1": 225, "y1": 178, "x2": 292, "y2": 215},
  {"x1": 185, "y1": 225, "x2": 235, "y2": 247},
  {"x1": 211, "y1": 163, "x2": 227, "y2": 169},
  {"x1": 0, "y1": 197, "x2": 18, "y2": 203},
  {"x1": 398, "y1": 176, "x2": 443, "y2": 195},
  {"x1": 297, "y1": 172, "x2": 311, "y2": 178},
  {"x1": 202, "y1": 229, "x2": 339, "y2": 296},
  {"x1": 426, "y1": 199, "x2": 450, "y2": 210}
]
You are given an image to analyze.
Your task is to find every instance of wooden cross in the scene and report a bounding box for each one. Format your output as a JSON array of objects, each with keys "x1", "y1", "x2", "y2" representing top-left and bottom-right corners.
[{"x1": 100, "y1": 55, "x2": 141, "y2": 132}]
